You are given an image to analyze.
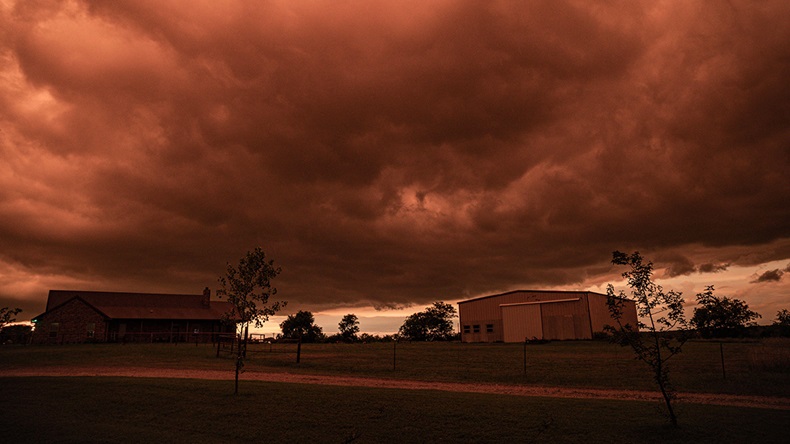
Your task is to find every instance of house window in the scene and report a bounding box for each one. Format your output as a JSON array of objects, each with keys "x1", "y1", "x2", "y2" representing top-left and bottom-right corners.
[
  {"x1": 87, "y1": 323, "x2": 95, "y2": 338},
  {"x1": 486, "y1": 324, "x2": 494, "y2": 333},
  {"x1": 463, "y1": 325, "x2": 470, "y2": 334},
  {"x1": 473, "y1": 325, "x2": 480, "y2": 333},
  {"x1": 49, "y1": 322, "x2": 59, "y2": 338}
]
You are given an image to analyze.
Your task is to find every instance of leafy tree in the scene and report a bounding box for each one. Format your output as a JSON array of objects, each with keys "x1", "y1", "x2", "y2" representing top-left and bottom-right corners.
[
  {"x1": 773, "y1": 309, "x2": 790, "y2": 337},
  {"x1": 219, "y1": 247, "x2": 285, "y2": 394},
  {"x1": 777, "y1": 309, "x2": 790, "y2": 326},
  {"x1": 0, "y1": 323, "x2": 32, "y2": 344},
  {"x1": 398, "y1": 302, "x2": 457, "y2": 341},
  {"x1": 691, "y1": 286, "x2": 761, "y2": 338},
  {"x1": 606, "y1": 251, "x2": 690, "y2": 427},
  {"x1": 338, "y1": 314, "x2": 360, "y2": 342},
  {"x1": 0, "y1": 307, "x2": 22, "y2": 331},
  {"x1": 280, "y1": 310, "x2": 324, "y2": 342}
]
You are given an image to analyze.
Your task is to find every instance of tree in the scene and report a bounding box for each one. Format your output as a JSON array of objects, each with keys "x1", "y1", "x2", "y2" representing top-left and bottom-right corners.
[
  {"x1": 777, "y1": 309, "x2": 790, "y2": 326},
  {"x1": 219, "y1": 247, "x2": 285, "y2": 394},
  {"x1": 773, "y1": 309, "x2": 790, "y2": 337},
  {"x1": 280, "y1": 310, "x2": 324, "y2": 342},
  {"x1": 691, "y1": 286, "x2": 761, "y2": 338},
  {"x1": 398, "y1": 302, "x2": 457, "y2": 341},
  {"x1": 606, "y1": 251, "x2": 690, "y2": 427},
  {"x1": 0, "y1": 323, "x2": 32, "y2": 344},
  {"x1": 0, "y1": 307, "x2": 22, "y2": 331},
  {"x1": 338, "y1": 314, "x2": 360, "y2": 342}
]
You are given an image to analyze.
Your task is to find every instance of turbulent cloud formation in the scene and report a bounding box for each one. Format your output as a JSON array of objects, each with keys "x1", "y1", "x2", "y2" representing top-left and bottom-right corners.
[{"x1": 1, "y1": 1, "x2": 789, "y2": 323}]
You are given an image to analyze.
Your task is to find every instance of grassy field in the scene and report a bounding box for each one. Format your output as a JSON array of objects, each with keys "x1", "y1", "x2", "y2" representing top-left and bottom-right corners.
[
  {"x1": 2, "y1": 338, "x2": 788, "y2": 396},
  {"x1": 2, "y1": 339, "x2": 788, "y2": 442},
  {"x1": 2, "y1": 376, "x2": 789, "y2": 443}
]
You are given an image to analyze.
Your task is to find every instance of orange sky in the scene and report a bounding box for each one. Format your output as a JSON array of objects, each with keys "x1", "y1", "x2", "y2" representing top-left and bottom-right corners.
[{"x1": 1, "y1": 0, "x2": 788, "y2": 334}]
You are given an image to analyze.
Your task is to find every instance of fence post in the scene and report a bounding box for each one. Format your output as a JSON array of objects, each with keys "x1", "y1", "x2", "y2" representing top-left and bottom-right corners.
[
  {"x1": 720, "y1": 342, "x2": 726, "y2": 380},
  {"x1": 242, "y1": 326, "x2": 249, "y2": 358},
  {"x1": 393, "y1": 338, "x2": 397, "y2": 371},
  {"x1": 296, "y1": 336, "x2": 302, "y2": 363}
]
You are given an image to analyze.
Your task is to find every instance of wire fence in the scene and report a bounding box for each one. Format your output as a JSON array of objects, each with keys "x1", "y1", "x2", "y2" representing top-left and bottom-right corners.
[{"x1": 216, "y1": 333, "x2": 302, "y2": 362}]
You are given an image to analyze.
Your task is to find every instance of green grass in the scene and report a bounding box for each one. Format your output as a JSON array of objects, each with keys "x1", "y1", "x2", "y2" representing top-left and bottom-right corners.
[
  {"x1": 2, "y1": 377, "x2": 788, "y2": 444},
  {"x1": 2, "y1": 339, "x2": 789, "y2": 397}
]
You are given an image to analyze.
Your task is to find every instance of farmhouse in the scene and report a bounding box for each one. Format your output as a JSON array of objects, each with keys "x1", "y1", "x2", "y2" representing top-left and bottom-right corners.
[
  {"x1": 458, "y1": 290, "x2": 638, "y2": 342},
  {"x1": 31, "y1": 288, "x2": 235, "y2": 344}
]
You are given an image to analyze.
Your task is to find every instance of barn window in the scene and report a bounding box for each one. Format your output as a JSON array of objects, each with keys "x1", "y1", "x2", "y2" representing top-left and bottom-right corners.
[
  {"x1": 49, "y1": 323, "x2": 59, "y2": 338},
  {"x1": 87, "y1": 323, "x2": 95, "y2": 338},
  {"x1": 486, "y1": 324, "x2": 494, "y2": 333},
  {"x1": 463, "y1": 325, "x2": 470, "y2": 334},
  {"x1": 473, "y1": 325, "x2": 480, "y2": 333}
]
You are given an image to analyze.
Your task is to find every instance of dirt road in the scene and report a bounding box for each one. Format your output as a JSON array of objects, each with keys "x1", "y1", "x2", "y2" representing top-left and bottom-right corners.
[{"x1": 4, "y1": 366, "x2": 789, "y2": 411}]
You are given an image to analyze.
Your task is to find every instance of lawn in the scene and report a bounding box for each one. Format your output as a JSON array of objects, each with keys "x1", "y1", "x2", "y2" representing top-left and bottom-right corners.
[
  {"x1": 1, "y1": 339, "x2": 788, "y2": 442},
  {"x1": 2, "y1": 338, "x2": 787, "y2": 397},
  {"x1": 2, "y1": 377, "x2": 788, "y2": 443}
]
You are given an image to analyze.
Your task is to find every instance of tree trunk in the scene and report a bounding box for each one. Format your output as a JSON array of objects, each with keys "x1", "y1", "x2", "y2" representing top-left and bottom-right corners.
[
  {"x1": 653, "y1": 332, "x2": 677, "y2": 427},
  {"x1": 234, "y1": 354, "x2": 240, "y2": 395}
]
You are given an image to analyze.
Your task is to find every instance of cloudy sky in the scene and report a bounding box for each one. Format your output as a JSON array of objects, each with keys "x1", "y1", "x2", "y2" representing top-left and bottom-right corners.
[{"x1": 1, "y1": 0, "x2": 788, "y2": 334}]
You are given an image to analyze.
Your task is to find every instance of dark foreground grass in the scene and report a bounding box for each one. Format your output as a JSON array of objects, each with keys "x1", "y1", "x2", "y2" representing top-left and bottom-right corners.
[
  {"x1": 2, "y1": 376, "x2": 788, "y2": 444},
  {"x1": 2, "y1": 338, "x2": 789, "y2": 397}
]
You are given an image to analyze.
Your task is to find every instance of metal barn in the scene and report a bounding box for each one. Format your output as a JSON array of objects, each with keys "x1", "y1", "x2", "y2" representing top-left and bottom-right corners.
[{"x1": 458, "y1": 290, "x2": 638, "y2": 342}]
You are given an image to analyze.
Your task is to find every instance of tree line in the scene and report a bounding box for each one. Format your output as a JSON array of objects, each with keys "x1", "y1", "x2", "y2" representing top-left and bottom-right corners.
[{"x1": 276, "y1": 301, "x2": 459, "y2": 343}]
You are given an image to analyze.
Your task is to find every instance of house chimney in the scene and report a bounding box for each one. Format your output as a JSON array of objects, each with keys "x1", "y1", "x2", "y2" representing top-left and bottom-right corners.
[{"x1": 202, "y1": 287, "x2": 211, "y2": 308}]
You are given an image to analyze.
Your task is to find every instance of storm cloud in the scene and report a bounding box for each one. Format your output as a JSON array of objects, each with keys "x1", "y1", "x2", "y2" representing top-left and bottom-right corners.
[{"x1": 1, "y1": 1, "x2": 788, "y2": 321}]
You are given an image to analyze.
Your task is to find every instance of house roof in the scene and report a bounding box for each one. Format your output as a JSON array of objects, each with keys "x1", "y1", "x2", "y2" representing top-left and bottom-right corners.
[{"x1": 38, "y1": 290, "x2": 233, "y2": 321}]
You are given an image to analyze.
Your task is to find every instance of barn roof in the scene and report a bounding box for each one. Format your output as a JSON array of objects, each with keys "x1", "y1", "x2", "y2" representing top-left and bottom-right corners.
[
  {"x1": 38, "y1": 290, "x2": 232, "y2": 321},
  {"x1": 457, "y1": 289, "x2": 606, "y2": 305}
]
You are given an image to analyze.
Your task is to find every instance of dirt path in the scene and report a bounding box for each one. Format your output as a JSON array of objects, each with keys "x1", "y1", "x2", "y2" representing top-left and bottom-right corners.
[{"x1": 4, "y1": 366, "x2": 789, "y2": 411}]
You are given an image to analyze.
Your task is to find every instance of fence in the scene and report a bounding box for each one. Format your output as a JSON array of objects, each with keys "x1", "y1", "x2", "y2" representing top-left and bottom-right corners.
[{"x1": 216, "y1": 334, "x2": 302, "y2": 362}]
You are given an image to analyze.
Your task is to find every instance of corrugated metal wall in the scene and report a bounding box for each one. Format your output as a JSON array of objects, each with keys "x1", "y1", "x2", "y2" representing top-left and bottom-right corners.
[
  {"x1": 501, "y1": 304, "x2": 542, "y2": 342},
  {"x1": 540, "y1": 300, "x2": 590, "y2": 340},
  {"x1": 458, "y1": 291, "x2": 586, "y2": 342},
  {"x1": 459, "y1": 290, "x2": 638, "y2": 342},
  {"x1": 587, "y1": 292, "x2": 638, "y2": 332}
]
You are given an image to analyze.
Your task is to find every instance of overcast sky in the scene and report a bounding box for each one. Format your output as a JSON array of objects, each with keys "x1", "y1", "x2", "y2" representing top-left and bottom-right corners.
[{"x1": 1, "y1": 0, "x2": 788, "y2": 333}]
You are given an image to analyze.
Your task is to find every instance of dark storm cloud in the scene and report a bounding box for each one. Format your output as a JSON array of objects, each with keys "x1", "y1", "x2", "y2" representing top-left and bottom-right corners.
[
  {"x1": 372, "y1": 302, "x2": 415, "y2": 312},
  {"x1": 1, "y1": 0, "x2": 789, "y2": 318},
  {"x1": 751, "y1": 269, "x2": 784, "y2": 283},
  {"x1": 658, "y1": 253, "x2": 697, "y2": 277},
  {"x1": 697, "y1": 263, "x2": 730, "y2": 274}
]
